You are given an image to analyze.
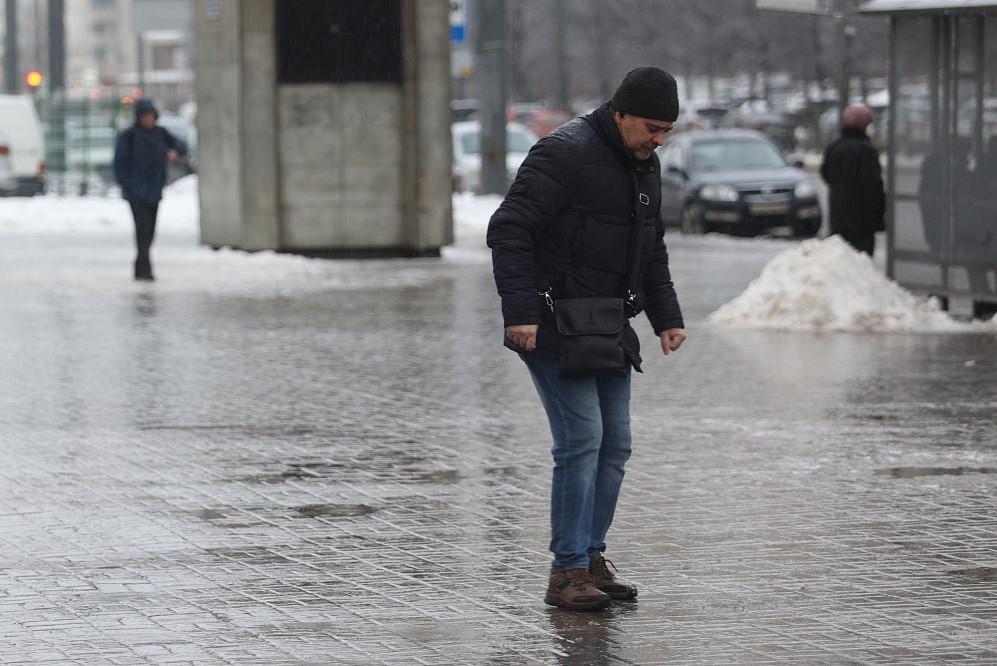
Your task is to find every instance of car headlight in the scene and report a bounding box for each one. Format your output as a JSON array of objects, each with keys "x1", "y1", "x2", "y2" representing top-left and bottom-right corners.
[
  {"x1": 699, "y1": 184, "x2": 739, "y2": 202},
  {"x1": 794, "y1": 180, "x2": 817, "y2": 198}
]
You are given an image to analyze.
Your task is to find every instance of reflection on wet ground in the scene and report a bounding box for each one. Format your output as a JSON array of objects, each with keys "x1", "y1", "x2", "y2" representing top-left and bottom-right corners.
[
  {"x1": 294, "y1": 503, "x2": 378, "y2": 518},
  {"x1": 949, "y1": 568, "x2": 997, "y2": 583},
  {"x1": 876, "y1": 466, "x2": 997, "y2": 477},
  {"x1": 1, "y1": 230, "x2": 996, "y2": 663}
]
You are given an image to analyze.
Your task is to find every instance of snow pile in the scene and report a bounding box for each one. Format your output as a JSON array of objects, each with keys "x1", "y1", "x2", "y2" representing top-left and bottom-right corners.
[
  {"x1": 453, "y1": 192, "x2": 502, "y2": 233},
  {"x1": 707, "y1": 235, "x2": 995, "y2": 333},
  {"x1": 0, "y1": 175, "x2": 199, "y2": 236},
  {"x1": 441, "y1": 193, "x2": 502, "y2": 263}
]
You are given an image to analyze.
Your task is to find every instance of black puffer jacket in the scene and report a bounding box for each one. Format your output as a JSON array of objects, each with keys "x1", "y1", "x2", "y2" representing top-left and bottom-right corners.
[
  {"x1": 487, "y1": 103, "x2": 684, "y2": 360},
  {"x1": 820, "y1": 128, "x2": 886, "y2": 235}
]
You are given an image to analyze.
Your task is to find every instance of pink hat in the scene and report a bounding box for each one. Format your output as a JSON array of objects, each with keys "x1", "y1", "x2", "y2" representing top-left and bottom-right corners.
[{"x1": 842, "y1": 105, "x2": 874, "y2": 130}]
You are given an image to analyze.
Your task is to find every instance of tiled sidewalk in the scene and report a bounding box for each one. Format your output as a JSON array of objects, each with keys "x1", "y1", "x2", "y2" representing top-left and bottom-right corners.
[{"x1": 1, "y1": 230, "x2": 995, "y2": 664}]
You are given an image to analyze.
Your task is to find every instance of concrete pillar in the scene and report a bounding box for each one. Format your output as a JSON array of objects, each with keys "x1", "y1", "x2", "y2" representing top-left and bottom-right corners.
[
  {"x1": 403, "y1": 0, "x2": 454, "y2": 252},
  {"x1": 194, "y1": 0, "x2": 452, "y2": 256},
  {"x1": 239, "y1": 0, "x2": 280, "y2": 251},
  {"x1": 194, "y1": 0, "x2": 244, "y2": 248}
]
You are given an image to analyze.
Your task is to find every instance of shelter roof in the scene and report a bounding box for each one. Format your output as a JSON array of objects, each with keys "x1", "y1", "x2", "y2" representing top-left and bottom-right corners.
[{"x1": 860, "y1": 0, "x2": 997, "y2": 14}]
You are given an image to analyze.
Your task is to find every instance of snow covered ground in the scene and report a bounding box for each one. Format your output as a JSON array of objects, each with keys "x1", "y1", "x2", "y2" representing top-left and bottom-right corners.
[
  {"x1": 0, "y1": 176, "x2": 199, "y2": 236},
  {"x1": 0, "y1": 177, "x2": 448, "y2": 297},
  {"x1": 1, "y1": 183, "x2": 992, "y2": 333},
  {"x1": 0, "y1": 183, "x2": 499, "y2": 243}
]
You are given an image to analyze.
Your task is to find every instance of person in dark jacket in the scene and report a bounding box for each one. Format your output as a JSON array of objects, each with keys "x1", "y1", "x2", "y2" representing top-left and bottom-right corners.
[
  {"x1": 820, "y1": 105, "x2": 886, "y2": 255},
  {"x1": 487, "y1": 67, "x2": 686, "y2": 612},
  {"x1": 113, "y1": 99, "x2": 187, "y2": 281}
]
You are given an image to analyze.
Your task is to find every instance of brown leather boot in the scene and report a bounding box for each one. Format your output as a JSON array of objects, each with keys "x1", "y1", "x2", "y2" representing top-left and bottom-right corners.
[
  {"x1": 589, "y1": 554, "x2": 638, "y2": 600},
  {"x1": 544, "y1": 568, "x2": 611, "y2": 611}
]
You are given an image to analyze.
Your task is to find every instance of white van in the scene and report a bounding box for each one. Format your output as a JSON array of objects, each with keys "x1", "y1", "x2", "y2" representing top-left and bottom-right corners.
[{"x1": 0, "y1": 95, "x2": 46, "y2": 195}]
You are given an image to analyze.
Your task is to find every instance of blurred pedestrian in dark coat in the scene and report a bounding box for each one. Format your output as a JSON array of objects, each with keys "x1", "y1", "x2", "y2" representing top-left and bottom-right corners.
[
  {"x1": 820, "y1": 104, "x2": 886, "y2": 255},
  {"x1": 113, "y1": 99, "x2": 187, "y2": 281}
]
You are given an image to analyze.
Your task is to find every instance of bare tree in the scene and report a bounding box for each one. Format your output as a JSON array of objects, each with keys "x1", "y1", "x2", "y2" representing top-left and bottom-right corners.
[{"x1": 502, "y1": 0, "x2": 888, "y2": 106}]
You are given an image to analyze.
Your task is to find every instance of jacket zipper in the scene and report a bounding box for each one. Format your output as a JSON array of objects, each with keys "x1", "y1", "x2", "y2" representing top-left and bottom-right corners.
[{"x1": 538, "y1": 286, "x2": 554, "y2": 313}]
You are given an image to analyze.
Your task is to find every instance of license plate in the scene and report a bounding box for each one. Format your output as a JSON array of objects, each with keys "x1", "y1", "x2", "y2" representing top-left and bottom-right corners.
[
  {"x1": 749, "y1": 203, "x2": 790, "y2": 215},
  {"x1": 746, "y1": 193, "x2": 789, "y2": 203}
]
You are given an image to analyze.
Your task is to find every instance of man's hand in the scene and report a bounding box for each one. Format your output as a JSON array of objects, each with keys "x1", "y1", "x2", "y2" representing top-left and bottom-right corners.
[
  {"x1": 660, "y1": 328, "x2": 686, "y2": 356},
  {"x1": 167, "y1": 149, "x2": 180, "y2": 164},
  {"x1": 506, "y1": 324, "x2": 539, "y2": 352}
]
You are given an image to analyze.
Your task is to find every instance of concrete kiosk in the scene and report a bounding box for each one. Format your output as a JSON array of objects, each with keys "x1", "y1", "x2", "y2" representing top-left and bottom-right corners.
[{"x1": 193, "y1": 0, "x2": 452, "y2": 257}]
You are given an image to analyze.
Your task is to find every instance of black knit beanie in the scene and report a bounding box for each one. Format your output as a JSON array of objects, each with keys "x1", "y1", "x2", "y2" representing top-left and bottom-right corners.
[{"x1": 611, "y1": 67, "x2": 679, "y2": 122}]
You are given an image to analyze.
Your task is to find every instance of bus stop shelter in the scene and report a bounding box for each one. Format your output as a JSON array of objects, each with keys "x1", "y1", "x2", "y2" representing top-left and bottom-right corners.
[{"x1": 861, "y1": 0, "x2": 997, "y2": 315}]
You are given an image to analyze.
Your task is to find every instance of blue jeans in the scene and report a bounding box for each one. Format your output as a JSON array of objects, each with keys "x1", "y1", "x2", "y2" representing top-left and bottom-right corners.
[{"x1": 522, "y1": 355, "x2": 632, "y2": 571}]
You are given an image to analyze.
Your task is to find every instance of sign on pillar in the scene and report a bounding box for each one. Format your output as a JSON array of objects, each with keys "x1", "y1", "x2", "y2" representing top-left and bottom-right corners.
[{"x1": 450, "y1": 0, "x2": 466, "y2": 43}]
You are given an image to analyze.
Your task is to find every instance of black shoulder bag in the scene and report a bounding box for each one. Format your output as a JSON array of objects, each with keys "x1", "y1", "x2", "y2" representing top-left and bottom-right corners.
[{"x1": 548, "y1": 177, "x2": 646, "y2": 379}]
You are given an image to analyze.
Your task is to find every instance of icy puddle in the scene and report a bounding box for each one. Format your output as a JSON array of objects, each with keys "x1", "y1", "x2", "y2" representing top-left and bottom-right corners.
[{"x1": 875, "y1": 466, "x2": 997, "y2": 478}]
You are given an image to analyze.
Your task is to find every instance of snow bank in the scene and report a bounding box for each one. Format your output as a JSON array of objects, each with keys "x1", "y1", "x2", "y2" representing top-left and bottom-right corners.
[
  {"x1": 453, "y1": 193, "x2": 502, "y2": 233},
  {"x1": 441, "y1": 193, "x2": 502, "y2": 263},
  {"x1": 0, "y1": 186, "x2": 499, "y2": 244},
  {"x1": 0, "y1": 175, "x2": 199, "y2": 236},
  {"x1": 707, "y1": 235, "x2": 995, "y2": 333}
]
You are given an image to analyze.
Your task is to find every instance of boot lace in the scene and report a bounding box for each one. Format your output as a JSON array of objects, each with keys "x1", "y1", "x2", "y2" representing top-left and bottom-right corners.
[
  {"x1": 591, "y1": 556, "x2": 618, "y2": 580},
  {"x1": 566, "y1": 568, "x2": 598, "y2": 588}
]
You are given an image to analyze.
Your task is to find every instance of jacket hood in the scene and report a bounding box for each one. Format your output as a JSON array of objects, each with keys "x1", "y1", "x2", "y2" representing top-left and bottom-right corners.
[{"x1": 134, "y1": 99, "x2": 159, "y2": 121}]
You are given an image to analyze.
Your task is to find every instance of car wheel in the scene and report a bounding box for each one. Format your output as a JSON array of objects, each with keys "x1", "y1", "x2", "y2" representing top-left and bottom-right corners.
[{"x1": 680, "y1": 205, "x2": 705, "y2": 234}]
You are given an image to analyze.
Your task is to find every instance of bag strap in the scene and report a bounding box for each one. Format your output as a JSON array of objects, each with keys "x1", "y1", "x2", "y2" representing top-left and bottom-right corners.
[
  {"x1": 579, "y1": 109, "x2": 650, "y2": 311},
  {"x1": 624, "y1": 171, "x2": 647, "y2": 311}
]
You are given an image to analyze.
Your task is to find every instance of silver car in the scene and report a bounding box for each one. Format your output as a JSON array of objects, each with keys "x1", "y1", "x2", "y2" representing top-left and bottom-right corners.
[{"x1": 452, "y1": 120, "x2": 538, "y2": 193}]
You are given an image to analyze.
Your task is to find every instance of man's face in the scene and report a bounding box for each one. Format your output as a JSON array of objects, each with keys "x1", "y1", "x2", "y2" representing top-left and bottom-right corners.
[
  {"x1": 138, "y1": 112, "x2": 156, "y2": 129},
  {"x1": 615, "y1": 112, "x2": 674, "y2": 160}
]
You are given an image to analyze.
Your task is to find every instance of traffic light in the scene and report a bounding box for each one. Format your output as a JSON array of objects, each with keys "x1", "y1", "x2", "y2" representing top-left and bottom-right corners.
[{"x1": 25, "y1": 70, "x2": 44, "y2": 89}]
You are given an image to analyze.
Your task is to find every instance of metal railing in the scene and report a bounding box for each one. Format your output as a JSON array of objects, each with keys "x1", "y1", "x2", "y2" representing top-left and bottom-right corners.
[{"x1": 34, "y1": 92, "x2": 133, "y2": 196}]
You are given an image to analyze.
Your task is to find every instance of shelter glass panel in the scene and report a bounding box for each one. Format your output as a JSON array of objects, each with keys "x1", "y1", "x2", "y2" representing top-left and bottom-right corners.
[
  {"x1": 892, "y1": 16, "x2": 940, "y2": 288},
  {"x1": 950, "y1": 15, "x2": 996, "y2": 295}
]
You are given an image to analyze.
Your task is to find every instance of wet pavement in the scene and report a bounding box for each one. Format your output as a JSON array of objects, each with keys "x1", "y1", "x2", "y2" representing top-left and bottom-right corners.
[{"x1": 1, "y1": 220, "x2": 996, "y2": 664}]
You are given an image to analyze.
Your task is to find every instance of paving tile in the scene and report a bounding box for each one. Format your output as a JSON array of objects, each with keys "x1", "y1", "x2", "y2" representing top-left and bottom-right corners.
[{"x1": 0, "y1": 230, "x2": 995, "y2": 664}]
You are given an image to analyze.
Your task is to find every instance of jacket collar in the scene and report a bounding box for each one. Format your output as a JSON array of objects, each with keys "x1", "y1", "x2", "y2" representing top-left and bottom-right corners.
[
  {"x1": 842, "y1": 127, "x2": 870, "y2": 141},
  {"x1": 585, "y1": 103, "x2": 659, "y2": 173}
]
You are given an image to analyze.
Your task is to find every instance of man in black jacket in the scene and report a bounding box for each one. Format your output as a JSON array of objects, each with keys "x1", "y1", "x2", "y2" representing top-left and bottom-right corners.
[
  {"x1": 820, "y1": 105, "x2": 885, "y2": 255},
  {"x1": 113, "y1": 99, "x2": 187, "y2": 281},
  {"x1": 487, "y1": 67, "x2": 686, "y2": 611}
]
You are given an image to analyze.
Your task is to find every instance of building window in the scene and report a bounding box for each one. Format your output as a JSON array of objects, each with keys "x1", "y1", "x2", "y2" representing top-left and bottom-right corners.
[
  {"x1": 151, "y1": 44, "x2": 177, "y2": 70},
  {"x1": 275, "y1": 0, "x2": 402, "y2": 84},
  {"x1": 90, "y1": 0, "x2": 116, "y2": 7}
]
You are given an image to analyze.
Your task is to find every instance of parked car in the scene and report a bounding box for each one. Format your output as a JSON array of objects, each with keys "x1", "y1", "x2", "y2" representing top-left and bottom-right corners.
[
  {"x1": 679, "y1": 100, "x2": 731, "y2": 130},
  {"x1": 0, "y1": 94, "x2": 46, "y2": 195},
  {"x1": 451, "y1": 98, "x2": 479, "y2": 122},
  {"x1": 0, "y1": 131, "x2": 16, "y2": 194},
  {"x1": 722, "y1": 110, "x2": 797, "y2": 151},
  {"x1": 507, "y1": 105, "x2": 573, "y2": 137},
  {"x1": 452, "y1": 120, "x2": 538, "y2": 193},
  {"x1": 658, "y1": 129, "x2": 821, "y2": 237}
]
